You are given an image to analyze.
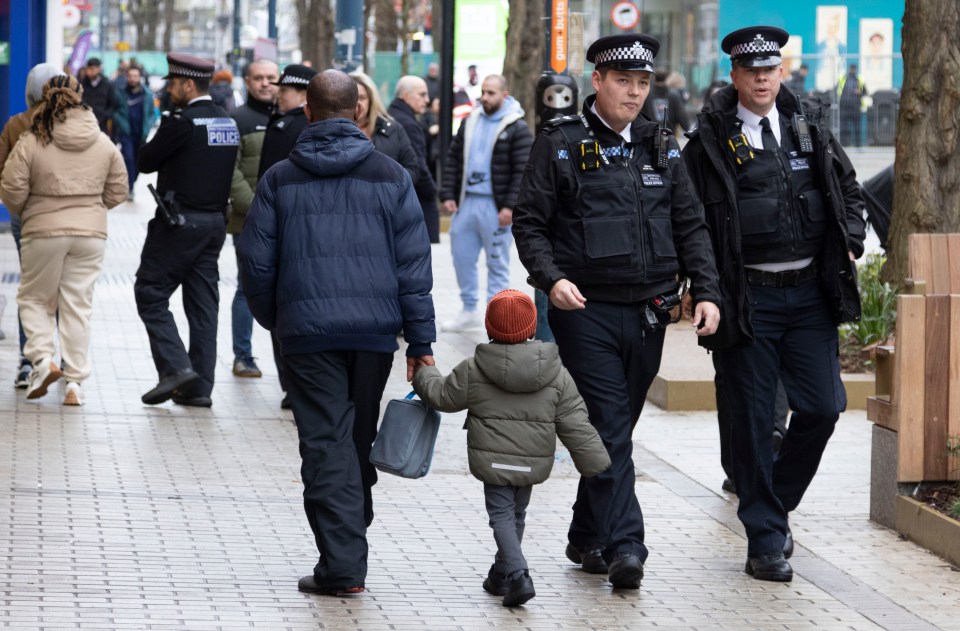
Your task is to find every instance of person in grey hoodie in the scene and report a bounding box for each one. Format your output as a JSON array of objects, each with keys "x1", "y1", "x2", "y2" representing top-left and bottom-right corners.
[
  {"x1": 413, "y1": 289, "x2": 610, "y2": 607},
  {"x1": 439, "y1": 75, "x2": 533, "y2": 332}
]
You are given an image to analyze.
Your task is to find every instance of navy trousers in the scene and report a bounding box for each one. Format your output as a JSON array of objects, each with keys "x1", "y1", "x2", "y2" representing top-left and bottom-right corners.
[
  {"x1": 549, "y1": 301, "x2": 665, "y2": 564},
  {"x1": 134, "y1": 213, "x2": 226, "y2": 397},
  {"x1": 715, "y1": 277, "x2": 845, "y2": 556},
  {"x1": 284, "y1": 350, "x2": 393, "y2": 588}
]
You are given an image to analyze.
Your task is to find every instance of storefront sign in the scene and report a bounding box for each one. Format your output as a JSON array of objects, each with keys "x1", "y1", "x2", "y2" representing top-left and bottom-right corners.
[{"x1": 551, "y1": 0, "x2": 568, "y2": 74}]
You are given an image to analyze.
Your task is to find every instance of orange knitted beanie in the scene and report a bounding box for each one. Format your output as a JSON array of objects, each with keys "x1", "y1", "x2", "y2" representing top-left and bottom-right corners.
[{"x1": 485, "y1": 289, "x2": 537, "y2": 344}]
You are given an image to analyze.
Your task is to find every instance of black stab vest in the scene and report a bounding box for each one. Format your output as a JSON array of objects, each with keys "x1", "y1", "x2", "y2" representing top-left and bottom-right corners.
[
  {"x1": 735, "y1": 116, "x2": 826, "y2": 265},
  {"x1": 157, "y1": 100, "x2": 240, "y2": 212}
]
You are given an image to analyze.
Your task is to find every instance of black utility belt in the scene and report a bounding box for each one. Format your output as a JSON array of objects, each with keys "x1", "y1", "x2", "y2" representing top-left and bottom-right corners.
[
  {"x1": 745, "y1": 262, "x2": 818, "y2": 288},
  {"x1": 180, "y1": 207, "x2": 226, "y2": 214}
]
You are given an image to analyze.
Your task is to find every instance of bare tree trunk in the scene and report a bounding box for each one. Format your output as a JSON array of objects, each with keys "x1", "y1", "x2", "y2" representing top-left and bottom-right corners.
[
  {"x1": 128, "y1": 0, "x2": 161, "y2": 51},
  {"x1": 297, "y1": 0, "x2": 335, "y2": 70},
  {"x1": 503, "y1": 0, "x2": 545, "y2": 133},
  {"x1": 884, "y1": 0, "x2": 960, "y2": 284},
  {"x1": 399, "y1": 0, "x2": 410, "y2": 76},
  {"x1": 363, "y1": 0, "x2": 373, "y2": 71},
  {"x1": 431, "y1": 0, "x2": 442, "y2": 54},
  {"x1": 162, "y1": 0, "x2": 175, "y2": 52},
  {"x1": 375, "y1": 0, "x2": 399, "y2": 52}
]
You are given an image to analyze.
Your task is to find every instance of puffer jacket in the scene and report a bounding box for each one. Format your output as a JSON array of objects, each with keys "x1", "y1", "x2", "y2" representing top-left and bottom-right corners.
[
  {"x1": 372, "y1": 115, "x2": 419, "y2": 185},
  {"x1": 413, "y1": 340, "x2": 611, "y2": 486},
  {"x1": 228, "y1": 97, "x2": 273, "y2": 234},
  {"x1": 237, "y1": 117, "x2": 436, "y2": 357},
  {"x1": 0, "y1": 107, "x2": 127, "y2": 239},
  {"x1": 440, "y1": 98, "x2": 533, "y2": 211}
]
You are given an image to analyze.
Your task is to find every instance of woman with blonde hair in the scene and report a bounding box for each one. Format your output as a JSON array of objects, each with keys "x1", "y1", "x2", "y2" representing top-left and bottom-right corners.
[
  {"x1": 350, "y1": 71, "x2": 419, "y2": 183},
  {"x1": 0, "y1": 74, "x2": 127, "y2": 405}
]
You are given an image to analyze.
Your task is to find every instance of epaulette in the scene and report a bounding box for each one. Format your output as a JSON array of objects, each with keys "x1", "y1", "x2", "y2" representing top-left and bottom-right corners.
[{"x1": 540, "y1": 114, "x2": 580, "y2": 133}]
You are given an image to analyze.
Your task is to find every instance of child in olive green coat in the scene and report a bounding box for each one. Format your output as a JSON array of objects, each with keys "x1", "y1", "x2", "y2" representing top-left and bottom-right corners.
[{"x1": 413, "y1": 289, "x2": 610, "y2": 607}]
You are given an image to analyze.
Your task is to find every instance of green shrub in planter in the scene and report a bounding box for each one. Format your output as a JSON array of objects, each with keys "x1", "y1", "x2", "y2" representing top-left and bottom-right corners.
[{"x1": 843, "y1": 253, "x2": 899, "y2": 348}]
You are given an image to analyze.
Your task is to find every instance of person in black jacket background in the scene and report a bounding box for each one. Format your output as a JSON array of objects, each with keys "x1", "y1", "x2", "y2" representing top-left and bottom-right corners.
[
  {"x1": 439, "y1": 75, "x2": 532, "y2": 331},
  {"x1": 682, "y1": 26, "x2": 866, "y2": 584},
  {"x1": 351, "y1": 71, "x2": 419, "y2": 184},
  {"x1": 388, "y1": 76, "x2": 440, "y2": 243},
  {"x1": 79, "y1": 58, "x2": 118, "y2": 135},
  {"x1": 513, "y1": 34, "x2": 720, "y2": 591},
  {"x1": 135, "y1": 53, "x2": 240, "y2": 408}
]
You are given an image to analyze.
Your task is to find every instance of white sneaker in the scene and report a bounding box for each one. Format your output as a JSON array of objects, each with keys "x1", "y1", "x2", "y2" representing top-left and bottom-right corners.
[
  {"x1": 442, "y1": 310, "x2": 482, "y2": 332},
  {"x1": 63, "y1": 382, "x2": 84, "y2": 406},
  {"x1": 25, "y1": 359, "x2": 62, "y2": 400}
]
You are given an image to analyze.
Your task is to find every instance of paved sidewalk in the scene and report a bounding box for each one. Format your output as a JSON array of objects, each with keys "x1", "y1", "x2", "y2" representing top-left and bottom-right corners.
[{"x1": 2, "y1": 149, "x2": 959, "y2": 630}]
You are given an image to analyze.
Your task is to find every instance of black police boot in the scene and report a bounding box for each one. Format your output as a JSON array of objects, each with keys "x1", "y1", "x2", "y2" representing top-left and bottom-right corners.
[
  {"x1": 607, "y1": 552, "x2": 644, "y2": 589},
  {"x1": 783, "y1": 526, "x2": 794, "y2": 559},
  {"x1": 482, "y1": 565, "x2": 509, "y2": 596},
  {"x1": 744, "y1": 552, "x2": 793, "y2": 582},
  {"x1": 501, "y1": 571, "x2": 535, "y2": 607}
]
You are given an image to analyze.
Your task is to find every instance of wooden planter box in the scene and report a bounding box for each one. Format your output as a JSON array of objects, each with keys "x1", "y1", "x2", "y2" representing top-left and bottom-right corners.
[{"x1": 895, "y1": 496, "x2": 960, "y2": 567}]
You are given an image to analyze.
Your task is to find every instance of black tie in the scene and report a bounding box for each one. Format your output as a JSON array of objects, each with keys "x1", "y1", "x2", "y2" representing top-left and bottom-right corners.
[{"x1": 760, "y1": 116, "x2": 778, "y2": 151}]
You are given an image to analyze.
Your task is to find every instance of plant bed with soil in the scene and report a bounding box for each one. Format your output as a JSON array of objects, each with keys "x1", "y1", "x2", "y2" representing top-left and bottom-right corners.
[{"x1": 914, "y1": 483, "x2": 960, "y2": 522}]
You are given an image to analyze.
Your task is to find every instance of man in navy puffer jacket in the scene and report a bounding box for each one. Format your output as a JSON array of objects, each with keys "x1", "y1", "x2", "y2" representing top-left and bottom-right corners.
[{"x1": 237, "y1": 70, "x2": 436, "y2": 596}]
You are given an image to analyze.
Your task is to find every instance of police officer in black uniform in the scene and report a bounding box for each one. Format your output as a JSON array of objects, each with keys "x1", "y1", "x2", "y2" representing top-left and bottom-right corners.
[
  {"x1": 136, "y1": 53, "x2": 240, "y2": 407},
  {"x1": 513, "y1": 34, "x2": 721, "y2": 590},
  {"x1": 682, "y1": 27, "x2": 866, "y2": 582}
]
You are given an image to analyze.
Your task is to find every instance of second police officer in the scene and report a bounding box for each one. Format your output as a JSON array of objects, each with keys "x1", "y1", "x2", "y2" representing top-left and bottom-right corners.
[
  {"x1": 682, "y1": 27, "x2": 866, "y2": 582},
  {"x1": 136, "y1": 53, "x2": 240, "y2": 407},
  {"x1": 513, "y1": 34, "x2": 721, "y2": 590}
]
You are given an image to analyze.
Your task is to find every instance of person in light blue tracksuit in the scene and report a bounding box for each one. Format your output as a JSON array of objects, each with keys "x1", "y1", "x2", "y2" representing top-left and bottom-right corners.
[{"x1": 440, "y1": 75, "x2": 532, "y2": 331}]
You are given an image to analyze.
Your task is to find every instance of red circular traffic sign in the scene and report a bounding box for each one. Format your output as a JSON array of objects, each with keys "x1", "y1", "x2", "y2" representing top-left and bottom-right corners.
[{"x1": 611, "y1": 2, "x2": 640, "y2": 31}]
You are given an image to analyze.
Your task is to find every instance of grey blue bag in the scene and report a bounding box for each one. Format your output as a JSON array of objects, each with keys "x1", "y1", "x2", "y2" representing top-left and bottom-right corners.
[{"x1": 370, "y1": 391, "x2": 441, "y2": 479}]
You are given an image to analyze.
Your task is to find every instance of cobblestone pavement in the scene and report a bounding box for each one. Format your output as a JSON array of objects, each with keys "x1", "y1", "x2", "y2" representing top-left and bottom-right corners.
[{"x1": 2, "y1": 149, "x2": 959, "y2": 630}]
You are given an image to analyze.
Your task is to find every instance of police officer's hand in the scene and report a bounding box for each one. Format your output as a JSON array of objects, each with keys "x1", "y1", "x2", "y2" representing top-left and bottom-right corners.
[
  {"x1": 407, "y1": 355, "x2": 436, "y2": 382},
  {"x1": 442, "y1": 200, "x2": 458, "y2": 214},
  {"x1": 692, "y1": 301, "x2": 720, "y2": 336},
  {"x1": 849, "y1": 250, "x2": 856, "y2": 261},
  {"x1": 550, "y1": 279, "x2": 587, "y2": 310},
  {"x1": 498, "y1": 208, "x2": 513, "y2": 227}
]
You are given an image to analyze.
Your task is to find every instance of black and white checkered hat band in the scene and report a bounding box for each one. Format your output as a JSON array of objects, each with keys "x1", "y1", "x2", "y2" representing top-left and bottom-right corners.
[
  {"x1": 594, "y1": 42, "x2": 654, "y2": 67},
  {"x1": 280, "y1": 76, "x2": 311, "y2": 86},
  {"x1": 167, "y1": 63, "x2": 211, "y2": 78},
  {"x1": 730, "y1": 37, "x2": 780, "y2": 58}
]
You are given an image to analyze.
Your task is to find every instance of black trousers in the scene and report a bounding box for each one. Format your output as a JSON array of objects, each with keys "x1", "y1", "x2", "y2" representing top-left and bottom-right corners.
[
  {"x1": 549, "y1": 301, "x2": 665, "y2": 564},
  {"x1": 284, "y1": 350, "x2": 393, "y2": 588},
  {"x1": 714, "y1": 354, "x2": 788, "y2": 481},
  {"x1": 714, "y1": 278, "x2": 844, "y2": 557},
  {"x1": 134, "y1": 213, "x2": 226, "y2": 397}
]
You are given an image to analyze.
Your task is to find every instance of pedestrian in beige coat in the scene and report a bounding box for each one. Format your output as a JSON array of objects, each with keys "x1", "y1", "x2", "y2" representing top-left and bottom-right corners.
[{"x1": 0, "y1": 74, "x2": 127, "y2": 405}]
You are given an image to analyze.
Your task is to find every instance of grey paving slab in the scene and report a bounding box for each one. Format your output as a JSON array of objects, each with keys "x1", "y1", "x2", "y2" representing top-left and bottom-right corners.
[{"x1": 1, "y1": 154, "x2": 958, "y2": 630}]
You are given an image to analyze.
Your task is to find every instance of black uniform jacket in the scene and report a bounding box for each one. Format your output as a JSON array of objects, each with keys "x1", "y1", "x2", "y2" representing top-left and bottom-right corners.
[
  {"x1": 257, "y1": 106, "x2": 308, "y2": 179},
  {"x1": 139, "y1": 98, "x2": 239, "y2": 211},
  {"x1": 513, "y1": 95, "x2": 720, "y2": 306},
  {"x1": 682, "y1": 84, "x2": 866, "y2": 351}
]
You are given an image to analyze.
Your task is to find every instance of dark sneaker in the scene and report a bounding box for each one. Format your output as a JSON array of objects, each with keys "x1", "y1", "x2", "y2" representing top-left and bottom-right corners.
[
  {"x1": 297, "y1": 575, "x2": 364, "y2": 595},
  {"x1": 142, "y1": 369, "x2": 199, "y2": 405},
  {"x1": 482, "y1": 565, "x2": 509, "y2": 596},
  {"x1": 565, "y1": 543, "x2": 608, "y2": 574},
  {"x1": 15, "y1": 361, "x2": 32, "y2": 389},
  {"x1": 744, "y1": 552, "x2": 793, "y2": 582},
  {"x1": 501, "y1": 571, "x2": 535, "y2": 607},
  {"x1": 607, "y1": 552, "x2": 644, "y2": 589},
  {"x1": 233, "y1": 357, "x2": 262, "y2": 378}
]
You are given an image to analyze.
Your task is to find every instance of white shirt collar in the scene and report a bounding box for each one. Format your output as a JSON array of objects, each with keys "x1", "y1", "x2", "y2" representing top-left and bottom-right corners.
[
  {"x1": 590, "y1": 102, "x2": 631, "y2": 143},
  {"x1": 188, "y1": 95, "x2": 213, "y2": 105},
  {"x1": 736, "y1": 101, "x2": 781, "y2": 149}
]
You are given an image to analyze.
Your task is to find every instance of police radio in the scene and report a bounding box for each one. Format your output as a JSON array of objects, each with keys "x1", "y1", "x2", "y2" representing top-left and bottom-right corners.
[
  {"x1": 654, "y1": 129, "x2": 670, "y2": 170},
  {"x1": 793, "y1": 114, "x2": 814, "y2": 154}
]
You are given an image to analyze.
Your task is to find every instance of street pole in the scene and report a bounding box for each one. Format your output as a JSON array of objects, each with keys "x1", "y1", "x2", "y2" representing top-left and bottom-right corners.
[
  {"x1": 267, "y1": 0, "x2": 277, "y2": 41},
  {"x1": 334, "y1": 0, "x2": 363, "y2": 70},
  {"x1": 438, "y1": 0, "x2": 455, "y2": 179},
  {"x1": 232, "y1": 0, "x2": 241, "y2": 76}
]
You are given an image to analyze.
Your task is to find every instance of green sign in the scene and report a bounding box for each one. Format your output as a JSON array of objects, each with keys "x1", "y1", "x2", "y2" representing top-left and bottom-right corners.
[
  {"x1": 454, "y1": 0, "x2": 509, "y2": 65},
  {"x1": 0, "y1": 42, "x2": 9, "y2": 65}
]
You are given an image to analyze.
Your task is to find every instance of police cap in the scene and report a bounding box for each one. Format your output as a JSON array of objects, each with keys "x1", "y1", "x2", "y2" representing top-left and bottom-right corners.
[
  {"x1": 272, "y1": 64, "x2": 318, "y2": 89},
  {"x1": 586, "y1": 34, "x2": 660, "y2": 73},
  {"x1": 721, "y1": 26, "x2": 789, "y2": 68},
  {"x1": 164, "y1": 52, "x2": 215, "y2": 80}
]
